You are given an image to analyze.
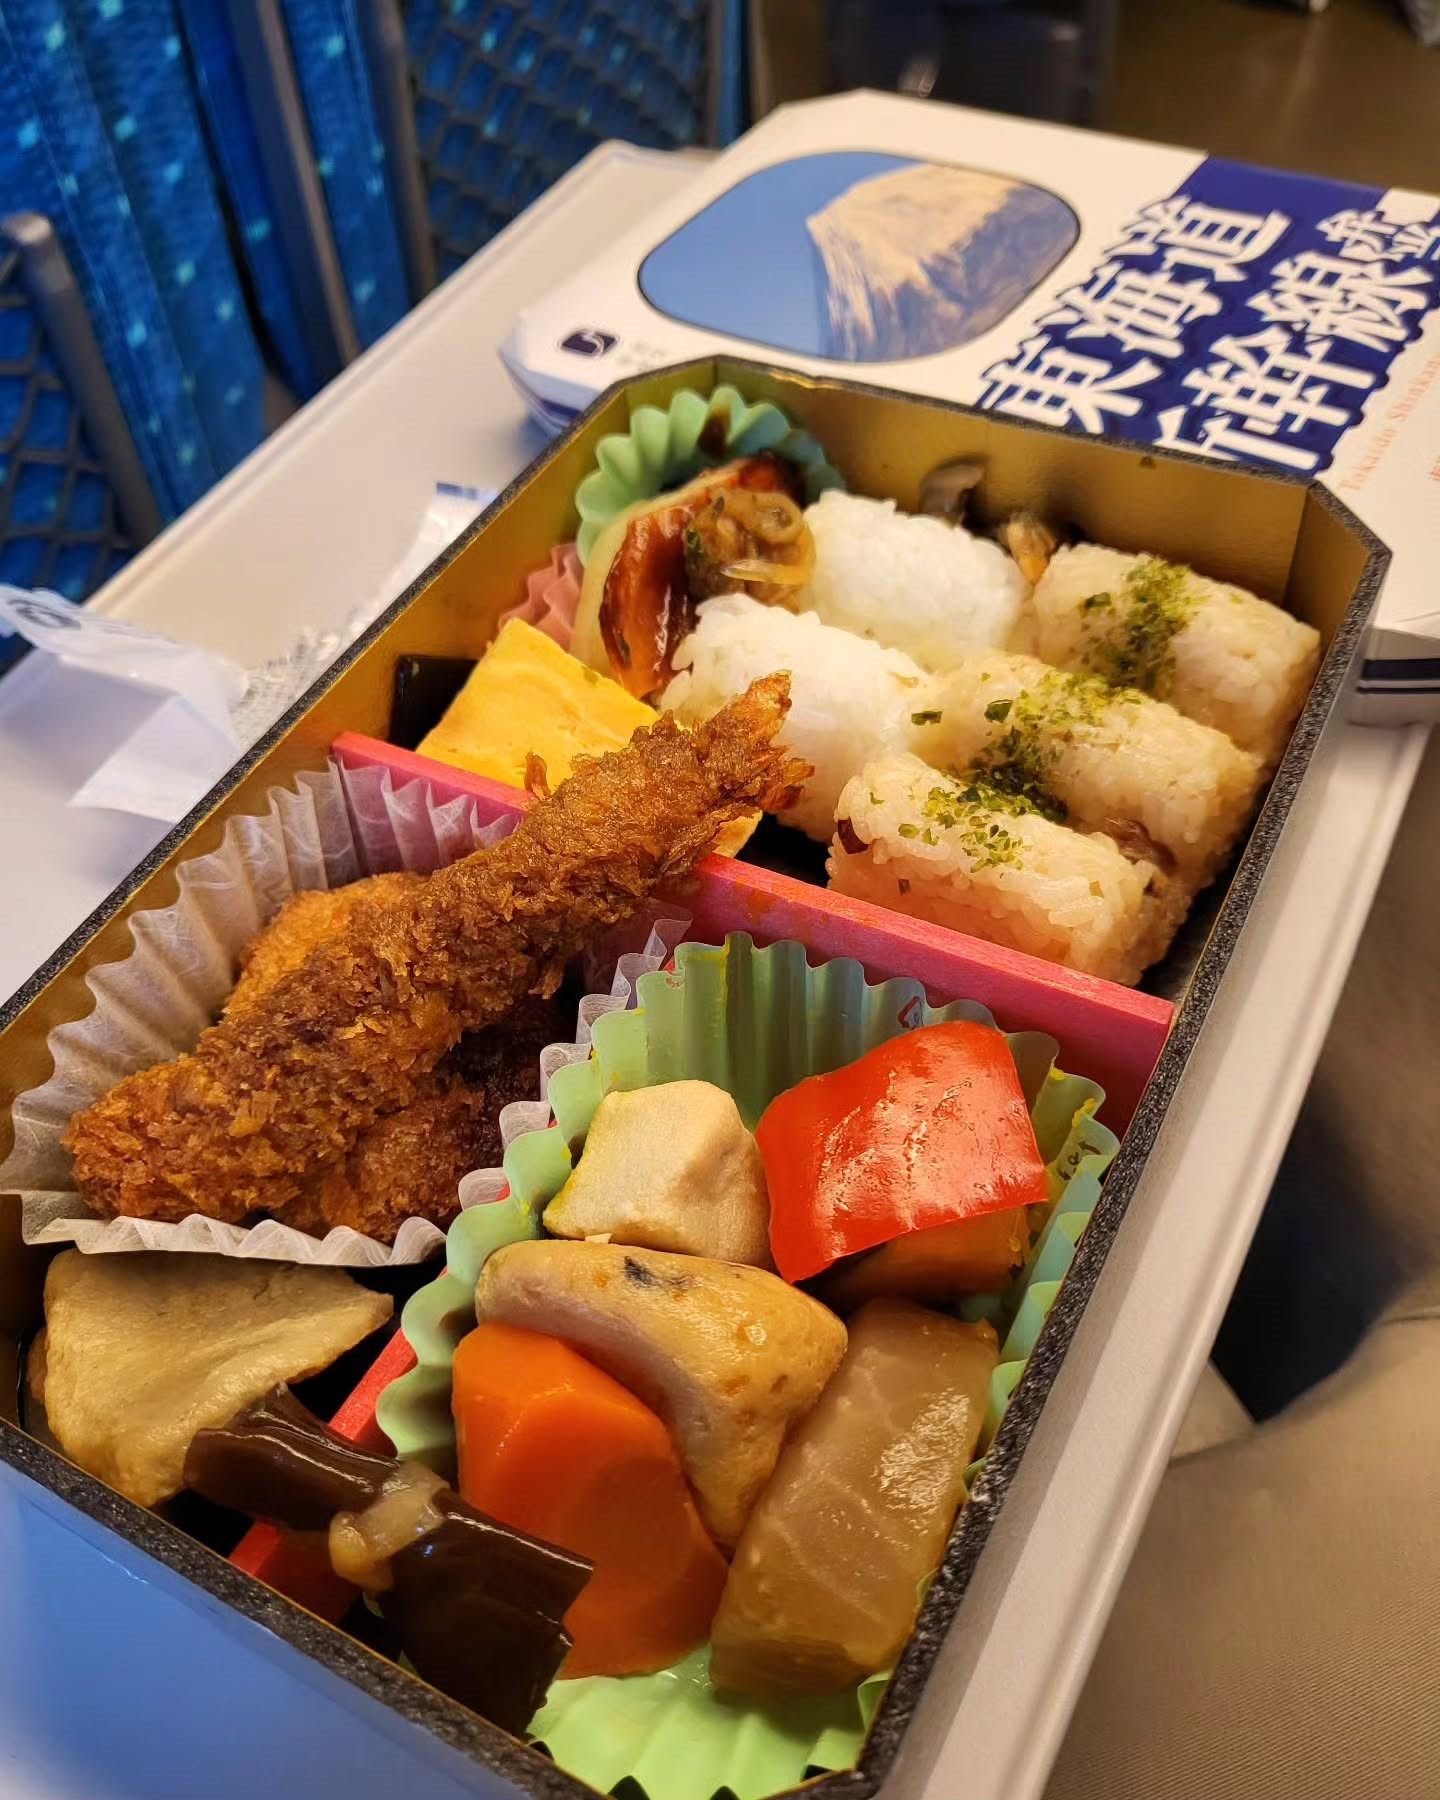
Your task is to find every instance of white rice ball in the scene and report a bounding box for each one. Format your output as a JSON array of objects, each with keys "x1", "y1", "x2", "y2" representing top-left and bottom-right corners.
[
  {"x1": 800, "y1": 490, "x2": 1027, "y2": 670},
  {"x1": 663, "y1": 594, "x2": 930, "y2": 842}
]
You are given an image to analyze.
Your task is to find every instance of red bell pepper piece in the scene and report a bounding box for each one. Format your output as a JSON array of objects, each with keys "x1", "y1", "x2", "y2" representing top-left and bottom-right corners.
[{"x1": 755, "y1": 1020, "x2": 1048, "y2": 1285}]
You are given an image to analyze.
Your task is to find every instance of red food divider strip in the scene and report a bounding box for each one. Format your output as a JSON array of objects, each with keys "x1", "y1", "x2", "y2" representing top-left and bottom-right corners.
[{"x1": 333, "y1": 733, "x2": 1171, "y2": 1135}]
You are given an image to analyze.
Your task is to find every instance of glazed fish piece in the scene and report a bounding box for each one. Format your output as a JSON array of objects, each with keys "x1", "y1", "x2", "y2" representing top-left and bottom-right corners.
[
  {"x1": 710, "y1": 1297, "x2": 997, "y2": 1696},
  {"x1": 572, "y1": 454, "x2": 810, "y2": 700}
]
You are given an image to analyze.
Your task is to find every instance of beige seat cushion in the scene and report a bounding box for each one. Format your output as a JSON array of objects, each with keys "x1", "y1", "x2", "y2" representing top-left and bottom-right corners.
[{"x1": 1046, "y1": 1271, "x2": 1440, "y2": 1800}]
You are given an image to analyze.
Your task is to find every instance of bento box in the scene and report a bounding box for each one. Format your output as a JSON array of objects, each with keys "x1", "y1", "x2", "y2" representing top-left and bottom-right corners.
[{"x1": 0, "y1": 358, "x2": 1385, "y2": 1798}]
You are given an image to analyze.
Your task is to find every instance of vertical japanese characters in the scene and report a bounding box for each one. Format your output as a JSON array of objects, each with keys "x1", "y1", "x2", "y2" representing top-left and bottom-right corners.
[{"x1": 979, "y1": 166, "x2": 1440, "y2": 475}]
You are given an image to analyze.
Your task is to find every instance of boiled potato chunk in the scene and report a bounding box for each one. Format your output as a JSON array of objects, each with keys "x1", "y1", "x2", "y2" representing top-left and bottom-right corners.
[{"x1": 543, "y1": 1082, "x2": 772, "y2": 1268}]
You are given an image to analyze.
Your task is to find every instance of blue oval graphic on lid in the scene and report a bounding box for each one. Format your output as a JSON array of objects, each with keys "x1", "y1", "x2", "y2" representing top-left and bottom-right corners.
[{"x1": 639, "y1": 151, "x2": 1079, "y2": 363}]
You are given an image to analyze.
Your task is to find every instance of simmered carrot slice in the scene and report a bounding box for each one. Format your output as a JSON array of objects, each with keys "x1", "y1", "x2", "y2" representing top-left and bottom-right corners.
[{"x1": 453, "y1": 1321, "x2": 727, "y2": 1678}]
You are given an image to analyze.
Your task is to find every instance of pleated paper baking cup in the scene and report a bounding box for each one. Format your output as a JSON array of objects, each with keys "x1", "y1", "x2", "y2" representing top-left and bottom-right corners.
[
  {"x1": 377, "y1": 932, "x2": 1118, "y2": 1800},
  {"x1": 497, "y1": 543, "x2": 583, "y2": 649},
  {"x1": 0, "y1": 760, "x2": 543, "y2": 1268},
  {"x1": 573, "y1": 385, "x2": 843, "y2": 561}
]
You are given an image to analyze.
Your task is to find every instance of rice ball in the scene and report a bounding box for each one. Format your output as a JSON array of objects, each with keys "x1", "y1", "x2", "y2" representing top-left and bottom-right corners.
[
  {"x1": 799, "y1": 490, "x2": 1027, "y2": 670},
  {"x1": 663, "y1": 595, "x2": 930, "y2": 842}
]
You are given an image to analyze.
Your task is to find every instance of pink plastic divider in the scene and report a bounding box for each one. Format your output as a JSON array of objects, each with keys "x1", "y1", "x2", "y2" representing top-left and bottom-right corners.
[{"x1": 333, "y1": 733, "x2": 1173, "y2": 1134}]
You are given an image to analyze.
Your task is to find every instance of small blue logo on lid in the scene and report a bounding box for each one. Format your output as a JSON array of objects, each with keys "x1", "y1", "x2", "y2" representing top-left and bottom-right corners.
[{"x1": 560, "y1": 329, "x2": 617, "y2": 357}]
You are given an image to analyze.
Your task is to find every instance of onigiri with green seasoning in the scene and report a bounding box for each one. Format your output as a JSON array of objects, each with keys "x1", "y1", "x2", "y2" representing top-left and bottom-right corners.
[
  {"x1": 910, "y1": 646, "x2": 1264, "y2": 888},
  {"x1": 1024, "y1": 544, "x2": 1320, "y2": 772},
  {"x1": 830, "y1": 754, "x2": 1178, "y2": 987}
]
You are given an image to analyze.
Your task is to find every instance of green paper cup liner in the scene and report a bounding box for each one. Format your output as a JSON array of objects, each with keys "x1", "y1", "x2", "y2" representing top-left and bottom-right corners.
[
  {"x1": 378, "y1": 932, "x2": 1118, "y2": 1800},
  {"x1": 573, "y1": 385, "x2": 844, "y2": 562}
]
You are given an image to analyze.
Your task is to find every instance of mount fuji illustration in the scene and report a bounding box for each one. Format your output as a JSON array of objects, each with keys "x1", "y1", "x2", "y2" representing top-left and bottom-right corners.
[{"x1": 806, "y1": 164, "x2": 1076, "y2": 361}]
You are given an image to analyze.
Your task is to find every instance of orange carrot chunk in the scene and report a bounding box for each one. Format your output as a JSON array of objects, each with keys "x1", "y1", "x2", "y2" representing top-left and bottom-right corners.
[{"x1": 453, "y1": 1321, "x2": 727, "y2": 1678}]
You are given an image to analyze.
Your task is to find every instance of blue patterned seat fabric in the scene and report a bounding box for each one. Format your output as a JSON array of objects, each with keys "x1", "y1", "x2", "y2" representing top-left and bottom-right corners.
[
  {"x1": 0, "y1": 0, "x2": 743, "y2": 571},
  {"x1": 64, "y1": 0, "x2": 266, "y2": 474},
  {"x1": 405, "y1": 0, "x2": 721, "y2": 280},
  {"x1": 283, "y1": 0, "x2": 411, "y2": 347},
  {"x1": 178, "y1": 0, "x2": 319, "y2": 397},
  {"x1": 0, "y1": 235, "x2": 133, "y2": 602},
  {"x1": 0, "y1": 0, "x2": 265, "y2": 518}
]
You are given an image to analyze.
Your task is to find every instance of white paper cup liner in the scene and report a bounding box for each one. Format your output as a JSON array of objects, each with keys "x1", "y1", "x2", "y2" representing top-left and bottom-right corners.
[{"x1": 0, "y1": 759, "x2": 688, "y2": 1267}]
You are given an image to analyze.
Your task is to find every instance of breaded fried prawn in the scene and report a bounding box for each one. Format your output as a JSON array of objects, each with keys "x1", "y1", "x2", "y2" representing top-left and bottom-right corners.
[
  {"x1": 283, "y1": 998, "x2": 562, "y2": 1242},
  {"x1": 65, "y1": 677, "x2": 803, "y2": 1228},
  {"x1": 224, "y1": 874, "x2": 425, "y2": 1017},
  {"x1": 230, "y1": 882, "x2": 560, "y2": 1242}
]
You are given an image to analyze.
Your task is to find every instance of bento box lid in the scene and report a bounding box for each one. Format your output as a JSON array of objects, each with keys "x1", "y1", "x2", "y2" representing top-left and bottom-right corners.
[{"x1": 501, "y1": 91, "x2": 1440, "y2": 723}]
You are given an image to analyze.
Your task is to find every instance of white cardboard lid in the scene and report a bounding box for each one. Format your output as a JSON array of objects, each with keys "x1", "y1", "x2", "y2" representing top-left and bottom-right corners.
[{"x1": 502, "y1": 93, "x2": 1440, "y2": 721}]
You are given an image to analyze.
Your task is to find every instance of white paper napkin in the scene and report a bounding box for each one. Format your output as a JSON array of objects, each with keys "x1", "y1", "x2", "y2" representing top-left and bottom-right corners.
[{"x1": 0, "y1": 483, "x2": 493, "y2": 825}]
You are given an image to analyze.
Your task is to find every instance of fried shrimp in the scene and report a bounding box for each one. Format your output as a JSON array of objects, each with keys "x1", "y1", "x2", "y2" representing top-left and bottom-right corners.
[
  {"x1": 65, "y1": 677, "x2": 803, "y2": 1228},
  {"x1": 280, "y1": 998, "x2": 563, "y2": 1242},
  {"x1": 224, "y1": 874, "x2": 425, "y2": 1017}
]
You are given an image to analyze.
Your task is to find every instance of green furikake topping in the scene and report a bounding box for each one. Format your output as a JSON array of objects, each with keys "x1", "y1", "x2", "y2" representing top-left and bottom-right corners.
[
  {"x1": 901, "y1": 774, "x2": 1043, "y2": 871},
  {"x1": 911, "y1": 709, "x2": 942, "y2": 725},
  {"x1": 1080, "y1": 557, "x2": 1195, "y2": 694},
  {"x1": 967, "y1": 666, "x2": 1125, "y2": 822}
]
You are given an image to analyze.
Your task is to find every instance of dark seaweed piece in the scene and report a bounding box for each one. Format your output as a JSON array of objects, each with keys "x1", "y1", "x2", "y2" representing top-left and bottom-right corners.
[
  {"x1": 185, "y1": 1386, "x2": 590, "y2": 1734},
  {"x1": 389, "y1": 655, "x2": 478, "y2": 749},
  {"x1": 387, "y1": 1511, "x2": 586, "y2": 1733}
]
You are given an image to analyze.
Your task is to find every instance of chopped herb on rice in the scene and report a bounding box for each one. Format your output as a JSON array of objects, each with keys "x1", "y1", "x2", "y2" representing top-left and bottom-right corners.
[
  {"x1": 1078, "y1": 556, "x2": 1195, "y2": 694},
  {"x1": 967, "y1": 668, "x2": 1117, "y2": 824},
  {"x1": 914, "y1": 775, "x2": 1037, "y2": 870}
]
